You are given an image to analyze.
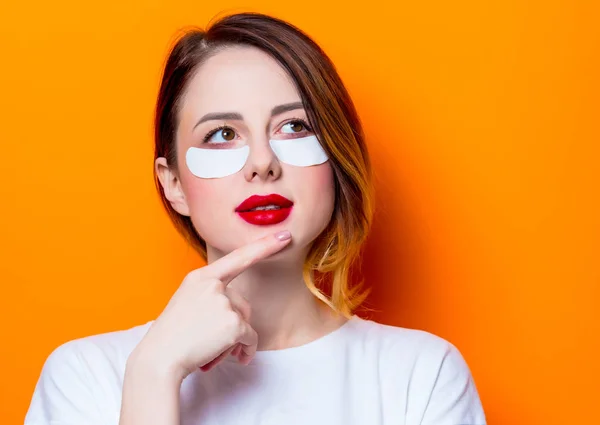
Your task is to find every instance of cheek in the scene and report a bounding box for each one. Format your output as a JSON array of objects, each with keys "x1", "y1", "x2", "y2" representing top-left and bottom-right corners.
[
  {"x1": 180, "y1": 173, "x2": 234, "y2": 238},
  {"x1": 295, "y1": 163, "x2": 336, "y2": 224},
  {"x1": 315, "y1": 165, "x2": 335, "y2": 206}
]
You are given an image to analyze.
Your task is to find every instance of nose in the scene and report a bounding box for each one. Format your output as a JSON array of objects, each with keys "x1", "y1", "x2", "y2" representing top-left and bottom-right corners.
[{"x1": 243, "y1": 137, "x2": 282, "y2": 182}]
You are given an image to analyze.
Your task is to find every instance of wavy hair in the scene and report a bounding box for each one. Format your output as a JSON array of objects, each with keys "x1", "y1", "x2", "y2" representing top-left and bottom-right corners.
[{"x1": 153, "y1": 12, "x2": 374, "y2": 317}]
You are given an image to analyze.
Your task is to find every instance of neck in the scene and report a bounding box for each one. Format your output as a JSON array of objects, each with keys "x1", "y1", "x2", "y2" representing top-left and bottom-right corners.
[{"x1": 206, "y1": 246, "x2": 346, "y2": 351}]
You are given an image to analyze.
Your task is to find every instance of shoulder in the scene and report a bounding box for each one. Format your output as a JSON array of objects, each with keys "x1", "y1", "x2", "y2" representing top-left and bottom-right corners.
[
  {"x1": 348, "y1": 316, "x2": 487, "y2": 424},
  {"x1": 349, "y1": 315, "x2": 463, "y2": 363},
  {"x1": 41, "y1": 319, "x2": 153, "y2": 378},
  {"x1": 25, "y1": 320, "x2": 154, "y2": 425},
  {"x1": 349, "y1": 315, "x2": 476, "y2": 384}
]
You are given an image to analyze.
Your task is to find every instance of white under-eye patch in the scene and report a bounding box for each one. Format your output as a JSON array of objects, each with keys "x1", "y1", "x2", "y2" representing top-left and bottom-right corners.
[
  {"x1": 185, "y1": 135, "x2": 328, "y2": 179},
  {"x1": 268, "y1": 135, "x2": 329, "y2": 167},
  {"x1": 185, "y1": 145, "x2": 250, "y2": 178}
]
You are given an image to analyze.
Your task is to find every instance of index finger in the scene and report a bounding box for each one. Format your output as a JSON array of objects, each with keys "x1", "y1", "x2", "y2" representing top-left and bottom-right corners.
[{"x1": 206, "y1": 230, "x2": 292, "y2": 285}]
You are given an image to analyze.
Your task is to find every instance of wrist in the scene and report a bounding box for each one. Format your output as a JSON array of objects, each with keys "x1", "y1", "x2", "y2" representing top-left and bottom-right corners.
[{"x1": 127, "y1": 342, "x2": 186, "y2": 387}]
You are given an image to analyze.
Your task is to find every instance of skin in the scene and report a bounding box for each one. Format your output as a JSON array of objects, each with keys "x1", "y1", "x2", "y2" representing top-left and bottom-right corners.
[{"x1": 119, "y1": 46, "x2": 347, "y2": 424}]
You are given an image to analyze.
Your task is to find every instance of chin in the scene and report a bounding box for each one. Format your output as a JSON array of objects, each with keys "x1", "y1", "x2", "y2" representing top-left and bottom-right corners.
[
  {"x1": 206, "y1": 225, "x2": 313, "y2": 262},
  {"x1": 202, "y1": 209, "x2": 330, "y2": 261}
]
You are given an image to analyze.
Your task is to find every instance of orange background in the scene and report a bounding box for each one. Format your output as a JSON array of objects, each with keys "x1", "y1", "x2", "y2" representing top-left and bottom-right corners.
[{"x1": 1, "y1": 1, "x2": 598, "y2": 424}]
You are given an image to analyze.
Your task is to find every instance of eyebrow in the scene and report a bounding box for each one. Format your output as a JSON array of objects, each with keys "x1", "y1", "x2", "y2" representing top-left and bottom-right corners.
[{"x1": 192, "y1": 101, "x2": 304, "y2": 131}]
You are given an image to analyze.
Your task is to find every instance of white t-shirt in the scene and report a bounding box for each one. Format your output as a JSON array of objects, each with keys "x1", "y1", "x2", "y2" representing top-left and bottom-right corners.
[{"x1": 25, "y1": 315, "x2": 487, "y2": 425}]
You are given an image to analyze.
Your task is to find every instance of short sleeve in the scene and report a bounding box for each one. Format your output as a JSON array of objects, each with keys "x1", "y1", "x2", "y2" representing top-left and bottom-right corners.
[
  {"x1": 24, "y1": 340, "x2": 118, "y2": 425},
  {"x1": 419, "y1": 342, "x2": 487, "y2": 425}
]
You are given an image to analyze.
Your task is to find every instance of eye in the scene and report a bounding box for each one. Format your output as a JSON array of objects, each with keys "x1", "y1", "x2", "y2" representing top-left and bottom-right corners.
[
  {"x1": 203, "y1": 126, "x2": 237, "y2": 144},
  {"x1": 281, "y1": 120, "x2": 310, "y2": 134}
]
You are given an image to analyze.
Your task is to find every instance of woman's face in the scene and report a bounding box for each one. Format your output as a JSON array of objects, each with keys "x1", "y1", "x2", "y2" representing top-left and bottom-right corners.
[{"x1": 158, "y1": 45, "x2": 335, "y2": 261}]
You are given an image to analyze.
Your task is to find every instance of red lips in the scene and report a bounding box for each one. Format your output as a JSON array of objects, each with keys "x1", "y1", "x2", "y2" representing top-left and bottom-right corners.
[{"x1": 235, "y1": 194, "x2": 293, "y2": 226}]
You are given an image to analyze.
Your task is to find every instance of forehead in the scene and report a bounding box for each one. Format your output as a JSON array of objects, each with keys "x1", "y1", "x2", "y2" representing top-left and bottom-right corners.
[{"x1": 180, "y1": 46, "x2": 301, "y2": 117}]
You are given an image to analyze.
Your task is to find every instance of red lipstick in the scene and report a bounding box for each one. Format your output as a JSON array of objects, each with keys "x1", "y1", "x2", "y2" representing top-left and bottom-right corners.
[{"x1": 235, "y1": 194, "x2": 293, "y2": 226}]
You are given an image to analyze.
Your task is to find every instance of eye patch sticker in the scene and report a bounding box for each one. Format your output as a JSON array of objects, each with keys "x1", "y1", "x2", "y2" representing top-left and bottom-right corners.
[
  {"x1": 185, "y1": 135, "x2": 329, "y2": 179},
  {"x1": 268, "y1": 135, "x2": 329, "y2": 167},
  {"x1": 185, "y1": 145, "x2": 250, "y2": 178}
]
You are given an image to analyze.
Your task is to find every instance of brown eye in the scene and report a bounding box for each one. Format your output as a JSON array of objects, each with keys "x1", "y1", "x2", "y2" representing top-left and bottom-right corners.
[
  {"x1": 204, "y1": 126, "x2": 237, "y2": 144},
  {"x1": 281, "y1": 120, "x2": 309, "y2": 135},
  {"x1": 221, "y1": 128, "x2": 235, "y2": 140}
]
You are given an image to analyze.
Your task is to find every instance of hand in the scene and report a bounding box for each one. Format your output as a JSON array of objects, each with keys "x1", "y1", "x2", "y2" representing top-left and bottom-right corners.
[{"x1": 134, "y1": 230, "x2": 292, "y2": 382}]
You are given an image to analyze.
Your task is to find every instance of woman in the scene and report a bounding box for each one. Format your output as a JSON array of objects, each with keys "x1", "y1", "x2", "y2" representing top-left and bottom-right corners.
[{"x1": 25, "y1": 12, "x2": 487, "y2": 425}]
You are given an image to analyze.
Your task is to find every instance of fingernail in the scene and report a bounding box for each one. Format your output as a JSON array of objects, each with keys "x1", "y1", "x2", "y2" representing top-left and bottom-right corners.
[{"x1": 275, "y1": 230, "x2": 291, "y2": 241}]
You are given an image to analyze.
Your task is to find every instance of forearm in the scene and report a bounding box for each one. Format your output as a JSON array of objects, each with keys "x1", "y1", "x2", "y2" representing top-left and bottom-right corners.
[{"x1": 119, "y1": 347, "x2": 183, "y2": 425}]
